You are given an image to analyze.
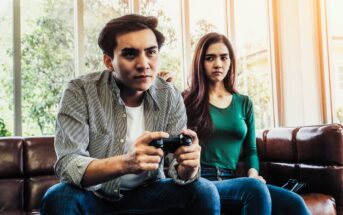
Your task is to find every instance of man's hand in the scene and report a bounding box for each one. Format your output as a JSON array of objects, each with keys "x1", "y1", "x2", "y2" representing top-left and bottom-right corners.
[
  {"x1": 124, "y1": 131, "x2": 168, "y2": 174},
  {"x1": 174, "y1": 129, "x2": 201, "y2": 180},
  {"x1": 158, "y1": 71, "x2": 173, "y2": 82}
]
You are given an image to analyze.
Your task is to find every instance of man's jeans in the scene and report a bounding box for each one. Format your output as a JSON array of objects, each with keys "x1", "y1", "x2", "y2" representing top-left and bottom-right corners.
[
  {"x1": 201, "y1": 165, "x2": 311, "y2": 215},
  {"x1": 40, "y1": 178, "x2": 220, "y2": 215}
]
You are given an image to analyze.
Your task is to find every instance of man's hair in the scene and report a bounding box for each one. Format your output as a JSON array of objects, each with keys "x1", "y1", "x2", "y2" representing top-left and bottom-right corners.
[{"x1": 98, "y1": 14, "x2": 165, "y2": 59}]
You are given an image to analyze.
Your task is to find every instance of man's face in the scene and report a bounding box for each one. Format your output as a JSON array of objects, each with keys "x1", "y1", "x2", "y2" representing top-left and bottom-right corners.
[{"x1": 112, "y1": 29, "x2": 159, "y2": 92}]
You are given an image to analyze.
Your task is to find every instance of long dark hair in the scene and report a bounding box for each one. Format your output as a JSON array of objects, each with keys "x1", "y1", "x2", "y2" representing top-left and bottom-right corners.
[{"x1": 184, "y1": 32, "x2": 237, "y2": 141}]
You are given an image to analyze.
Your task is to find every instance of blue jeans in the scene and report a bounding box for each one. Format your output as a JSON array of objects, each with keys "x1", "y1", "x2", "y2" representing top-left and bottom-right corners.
[
  {"x1": 40, "y1": 178, "x2": 220, "y2": 215},
  {"x1": 201, "y1": 165, "x2": 311, "y2": 215}
]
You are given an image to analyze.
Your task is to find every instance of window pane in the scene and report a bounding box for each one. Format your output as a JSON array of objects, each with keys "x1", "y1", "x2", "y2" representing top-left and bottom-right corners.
[
  {"x1": 0, "y1": 0, "x2": 13, "y2": 136},
  {"x1": 326, "y1": 0, "x2": 343, "y2": 123},
  {"x1": 139, "y1": 0, "x2": 184, "y2": 89},
  {"x1": 189, "y1": 0, "x2": 226, "y2": 49},
  {"x1": 21, "y1": 0, "x2": 74, "y2": 136},
  {"x1": 84, "y1": 0, "x2": 129, "y2": 74},
  {"x1": 234, "y1": 0, "x2": 274, "y2": 129}
]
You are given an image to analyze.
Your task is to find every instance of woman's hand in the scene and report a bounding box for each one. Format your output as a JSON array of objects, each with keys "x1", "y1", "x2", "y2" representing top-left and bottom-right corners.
[
  {"x1": 158, "y1": 71, "x2": 173, "y2": 82},
  {"x1": 247, "y1": 168, "x2": 266, "y2": 183}
]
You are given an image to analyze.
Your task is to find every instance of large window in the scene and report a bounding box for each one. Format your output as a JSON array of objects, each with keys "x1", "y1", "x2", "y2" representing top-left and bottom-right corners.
[
  {"x1": 20, "y1": 0, "x2": 74, "y2": 135},
  {"x1": 325, "y1": 0, "x2": 343, "y2": 123},
  {"x1": 84, "y1": 0, "x2": 129, "y2": 74},
  {"x1": 0, "y1": 0, "x2": 13, "y2": 136},
  {"x1": 2, "y1": 0, "x2": 276, "y2": 136},
  {"x1": 139, "y1": 0, "x2": 184, "y2": 89},
  {"x1": 234, "y1": 0, "x2": 274, "y2": 128},
  {"x1": 189, "y1": 0, "x2": 226, "y2": 49}
]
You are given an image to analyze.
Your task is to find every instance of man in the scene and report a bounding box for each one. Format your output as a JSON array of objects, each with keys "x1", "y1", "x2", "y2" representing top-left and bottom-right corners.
[{"x1": 40, "y1": 14, "x2": 220, "y2": 214}]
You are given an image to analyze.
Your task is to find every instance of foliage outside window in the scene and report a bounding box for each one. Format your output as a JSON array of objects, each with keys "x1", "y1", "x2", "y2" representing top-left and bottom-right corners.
[
  {"x1": 0, "y1": 0, "x2": 14, "y2": 136},
  {"x1": 234, "y1": 0, "x2": 274, "y2": 129},
  {"x1": 20, "y1": 0, "x2": 74, "y2": 136}
]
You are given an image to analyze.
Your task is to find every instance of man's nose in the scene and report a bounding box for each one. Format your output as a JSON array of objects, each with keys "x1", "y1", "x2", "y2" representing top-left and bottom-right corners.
[{"x1": 136, "y1": 53, "x2": 150, "y2": 72}]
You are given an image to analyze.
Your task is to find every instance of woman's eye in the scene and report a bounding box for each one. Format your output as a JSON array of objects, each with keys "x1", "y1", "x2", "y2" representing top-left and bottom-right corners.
[
  {"x1": 222, "y1": 56, "x2": 228, "y2": 61},
  {"x1": 205, "y1": 57, "x2": 214, "y2": 61}
]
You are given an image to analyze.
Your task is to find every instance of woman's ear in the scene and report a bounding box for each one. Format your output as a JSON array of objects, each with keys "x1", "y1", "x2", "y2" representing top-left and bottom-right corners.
[{"x1": 103, "y1": 54, "x2": 113, "y2": 70}]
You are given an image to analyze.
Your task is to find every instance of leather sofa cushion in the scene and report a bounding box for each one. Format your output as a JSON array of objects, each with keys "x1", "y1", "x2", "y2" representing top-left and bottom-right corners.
[
  {"x1": 302, "y1": 193, "x2": 336, "y2": 215},
  {"x1": 0, "y1": 179, "x2": 24, "y2": 211},
  {"x1": 23, "y1": 137, "x2": 56, "y2": 175},
  {"x1": 0, "y1": 138, "x2": 23, "y2": 178}
]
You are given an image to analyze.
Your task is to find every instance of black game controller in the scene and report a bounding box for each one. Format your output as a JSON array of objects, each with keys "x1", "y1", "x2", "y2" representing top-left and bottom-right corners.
[{"x1": 150, "y1": 134, "x2": 192, "y2": 153}]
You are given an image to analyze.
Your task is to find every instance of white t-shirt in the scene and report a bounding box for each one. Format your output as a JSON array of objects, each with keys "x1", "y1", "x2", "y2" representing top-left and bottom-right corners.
[{"x1": 120, "y1": 103, "x2": 150, "y2": 190}]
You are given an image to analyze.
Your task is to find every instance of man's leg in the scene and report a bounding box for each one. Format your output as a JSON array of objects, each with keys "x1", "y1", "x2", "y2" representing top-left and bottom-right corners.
[
  {"x1": 267, "y1": 184, "x2": 311, "y2": 215},
  {"x1": 212, "y1": 177, "x2": 272, "y2": 215},
  {"x1": 117, "y1": 178, "x2": 220, "y2": 215},
  {"x1": 40, "y1": 182, "x2": 115, "y2": 215}
]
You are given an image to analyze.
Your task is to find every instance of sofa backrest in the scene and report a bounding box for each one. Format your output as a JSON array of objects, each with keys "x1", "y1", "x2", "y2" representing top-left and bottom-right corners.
[
  {"x1": 254, "y1": 124, "x2": 343, "y2": 213},
  {"x1": 1, "y1": 124, "x2": 342, "y2": 214},
  {"x1": 0, "y1": 136, "x2": 58, "y2": 213}
]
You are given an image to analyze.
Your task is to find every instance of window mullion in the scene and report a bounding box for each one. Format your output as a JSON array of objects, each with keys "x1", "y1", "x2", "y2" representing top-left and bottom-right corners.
[{"x1": 13, "y1": 0, "x2": 21, "y2": 136}]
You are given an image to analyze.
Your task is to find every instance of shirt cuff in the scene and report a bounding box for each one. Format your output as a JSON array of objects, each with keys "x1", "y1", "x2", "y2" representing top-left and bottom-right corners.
[
  {"x1": 168, "y1": 159, "x2": 200, "y2": 185},
  {"x1": 64, "y1": 156, "x2": 102, "y2": 191}
]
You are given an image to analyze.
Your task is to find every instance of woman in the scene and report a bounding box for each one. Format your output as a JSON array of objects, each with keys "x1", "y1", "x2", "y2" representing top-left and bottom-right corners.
[{"x1": 183, "y1": 32, "x2": 310, "y2": 215}]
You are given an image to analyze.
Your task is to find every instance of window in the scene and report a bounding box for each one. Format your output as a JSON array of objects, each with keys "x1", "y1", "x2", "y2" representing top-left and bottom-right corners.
[
  {"x1": 20, "y1": 0, "x2": 74, "y2": 135},
  {"x1": 138, "y1": 0, "x2": 184, "y2": 89},
  {"x1": 3, "y1": 0, "x2": 276, "y2": 136},
  {"x1": 234, "y1": 0, "x2": 274, "y2": 129},
  {"x1": 0, "y1": 0, "x2": 13, "y2": 136},
  {"x1": 84, "y1": 0, "x2": 129, "y2": 74},
  {"x1": 325, "y1": 0, "x2": 343, "y2": 123},
  {"x1": 189, "y1": 0, "x2": 226, "y2": 50}
]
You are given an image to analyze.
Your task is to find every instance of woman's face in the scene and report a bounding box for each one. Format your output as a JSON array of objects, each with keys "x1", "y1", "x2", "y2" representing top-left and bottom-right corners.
[{"x1": 204, "y1": 42, "x2": 231, "y2": 84}]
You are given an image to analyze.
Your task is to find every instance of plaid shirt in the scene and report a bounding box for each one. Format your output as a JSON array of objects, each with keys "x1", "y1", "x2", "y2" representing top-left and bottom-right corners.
[{"x1": 54, "y1": 70, "x2": 198, "y2": 201}]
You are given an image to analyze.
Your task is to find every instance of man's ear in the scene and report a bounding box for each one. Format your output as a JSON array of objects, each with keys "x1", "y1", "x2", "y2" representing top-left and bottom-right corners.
[{"x1": 103, "y1": 54, "x2": 113, "y2": 70}]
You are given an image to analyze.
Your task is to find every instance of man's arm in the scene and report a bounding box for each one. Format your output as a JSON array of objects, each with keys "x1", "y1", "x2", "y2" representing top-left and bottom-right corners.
[{"x1": 82, "y1": 131, "x2": 167, "y2": 187}]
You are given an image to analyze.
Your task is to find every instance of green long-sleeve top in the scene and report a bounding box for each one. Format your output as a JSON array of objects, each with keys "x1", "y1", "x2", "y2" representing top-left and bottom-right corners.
[{"x1": 201, "y1": 93, "x2": 259, "y2": 172}]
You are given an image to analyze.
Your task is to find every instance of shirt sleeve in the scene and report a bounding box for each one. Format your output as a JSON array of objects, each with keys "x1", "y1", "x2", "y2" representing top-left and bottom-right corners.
[
  {"x1": 54, "y1": 81, "x2": 101, "y2": 191},
  {"x1": 242, "y1": 96, "x2": 260, "y2": 172},
  {"x1": 166, "y1": 87, "x2": 200, "y2": 184}
]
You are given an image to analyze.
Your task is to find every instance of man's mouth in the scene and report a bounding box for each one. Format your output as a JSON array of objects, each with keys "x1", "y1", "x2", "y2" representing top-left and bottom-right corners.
[{"x1": 134, "y1": 75, "x2": 152, "y2": 80}]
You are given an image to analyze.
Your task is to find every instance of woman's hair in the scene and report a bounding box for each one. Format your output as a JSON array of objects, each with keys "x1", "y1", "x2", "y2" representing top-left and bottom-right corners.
[
  {"x1": 184, "y1": 32, "x2": 237, "y2": 141},
  {"x1": 98, "y1": 14, "x2": 165, "y2": 59}
]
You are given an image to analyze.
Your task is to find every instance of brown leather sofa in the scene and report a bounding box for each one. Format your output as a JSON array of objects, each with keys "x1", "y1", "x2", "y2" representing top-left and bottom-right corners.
[{"x1": 0, "y1": 124, "x2": 342, "y2": 215}]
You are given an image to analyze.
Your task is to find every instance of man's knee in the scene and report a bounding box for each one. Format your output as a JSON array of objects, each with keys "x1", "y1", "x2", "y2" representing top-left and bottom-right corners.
[
  {"x1": 189, "y1": 178, "x2": 220, "y2": 198},
  {"x1": 41, "y1": 183, "x2": 88, "y2": 214}
]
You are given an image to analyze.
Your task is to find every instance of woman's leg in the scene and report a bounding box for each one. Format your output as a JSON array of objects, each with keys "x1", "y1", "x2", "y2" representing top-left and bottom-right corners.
[
  {"x1": 212, "y1": 177, "x2": 271, "y2": 215},
  {"x1": 267, "y1": 184, "x2": 311, "y2": 215}
]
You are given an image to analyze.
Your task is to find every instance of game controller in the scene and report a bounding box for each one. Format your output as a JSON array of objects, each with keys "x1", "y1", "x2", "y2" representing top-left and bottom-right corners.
[{"x1": 150, "y1": 134, "x2": 192, "y2": 153}]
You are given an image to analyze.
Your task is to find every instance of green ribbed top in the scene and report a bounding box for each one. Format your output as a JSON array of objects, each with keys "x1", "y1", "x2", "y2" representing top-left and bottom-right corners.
[{"x1": 201, "y1": 93, "x2": 259, "y2": 172}]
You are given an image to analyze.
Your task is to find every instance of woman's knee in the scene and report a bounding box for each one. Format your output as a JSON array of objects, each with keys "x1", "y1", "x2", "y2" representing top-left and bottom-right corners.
[
  {"x1": 189, "y1": 178, "x2": 220, "y2": 199},
  {"x1": 241, "y1": 178, "x2": 270, "y2": 199}
]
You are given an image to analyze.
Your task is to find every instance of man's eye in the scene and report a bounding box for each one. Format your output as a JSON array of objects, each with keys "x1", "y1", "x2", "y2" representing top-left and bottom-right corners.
[
  {"x1": 147, "y1": 49, "x2": 157, "y2": 57},
  {"x1": 122, "y1": 51, "x2": 136, "y2": 59}
]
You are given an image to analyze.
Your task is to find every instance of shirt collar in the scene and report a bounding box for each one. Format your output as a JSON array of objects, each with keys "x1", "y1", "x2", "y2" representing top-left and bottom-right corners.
[{"x1": 109, "y1": 71, "x2": 160, "y2": 111}]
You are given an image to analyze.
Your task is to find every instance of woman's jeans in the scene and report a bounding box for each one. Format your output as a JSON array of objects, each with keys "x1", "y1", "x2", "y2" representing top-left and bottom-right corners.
[
  {"x1": 40, "y1": 178, "x2": 220, "y2": 215},
  {"x1": 201, "y1": 165, "x2": 311, "y2": 215}
]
